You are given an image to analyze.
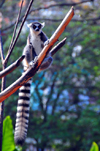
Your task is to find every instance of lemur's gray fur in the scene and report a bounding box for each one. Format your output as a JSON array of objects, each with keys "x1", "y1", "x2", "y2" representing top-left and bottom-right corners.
[{"x1": 14, "y1": 22, "x2": 53, "y2": 145}]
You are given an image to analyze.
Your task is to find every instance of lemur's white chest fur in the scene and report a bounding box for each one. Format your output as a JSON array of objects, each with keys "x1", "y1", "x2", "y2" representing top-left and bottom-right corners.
[{"x1": 30, "y1": 30, "x2": 44, "y2": 55}]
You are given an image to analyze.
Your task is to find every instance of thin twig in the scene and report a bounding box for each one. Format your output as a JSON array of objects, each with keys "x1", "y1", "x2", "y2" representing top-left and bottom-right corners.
[
  {"x1": 5, "y1": 0, "x2": 35, "y2": 64},
  {"x1": 0, "y1": 55, "x2": 25, "y2": 79},
  {"x1": 0, "y1": 7, "x2": 74, "y2": 102},
  {"x1": 9, "y1": 0, "x2": 24, "y2": 50},
  {"x1": 0, "y1": 31, "x2": 4, "y2": 63},
  {"x1": 30, "y1": 0, "x2": 92, "y2": 12}
]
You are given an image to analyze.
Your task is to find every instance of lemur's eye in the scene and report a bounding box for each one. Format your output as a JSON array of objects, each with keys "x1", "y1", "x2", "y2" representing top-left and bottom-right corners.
[
  {"x1": 38, "y1": 24, "x2": 41, "y2": 29},
  {"x1": 33, "y1": 25, "x2": 36, "y2": 29}
]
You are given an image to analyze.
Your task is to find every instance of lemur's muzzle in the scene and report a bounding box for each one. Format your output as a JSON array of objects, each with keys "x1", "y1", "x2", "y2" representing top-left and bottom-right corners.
[{"x1": 35, "y1": 28, "x2": 39, "y2": 31}]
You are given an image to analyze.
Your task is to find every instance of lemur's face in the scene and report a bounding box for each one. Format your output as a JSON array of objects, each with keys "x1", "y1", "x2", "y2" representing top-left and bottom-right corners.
[{"x1": 27, "y1": 22, "x2": 45, "y2": 35}]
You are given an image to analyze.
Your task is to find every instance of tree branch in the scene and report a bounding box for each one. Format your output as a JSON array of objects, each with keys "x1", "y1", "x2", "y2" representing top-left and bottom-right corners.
[
  {"x1": 45, "y1": 74, "x2": 58, "y2": 114},
  {"x1": 35, "y1": 87, "x2": 44, "y2": 113},
  {"x1": 0, "y1": 55, "x2": 25, "y2": 79},
  {"x1": 50, "y1": 37, "x2": 67, "y2": 56},
  {"x1": 9, "y1": 0, "x2": 24, "y2": 51},
  {"x1": 52, "y1": 90, "x2": 61, "y2": 115},
  {"x1": 0, "y1": 31, "x2": 5, "y2": 64},
  {"x1": 0, "y1": 6, "x2": 74, "y2": 103}
]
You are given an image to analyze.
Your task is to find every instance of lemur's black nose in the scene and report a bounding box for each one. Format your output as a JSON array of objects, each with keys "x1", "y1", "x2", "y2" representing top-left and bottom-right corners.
[{"x1": 35, "y1": 28, "x2": 39, "y2": 31}]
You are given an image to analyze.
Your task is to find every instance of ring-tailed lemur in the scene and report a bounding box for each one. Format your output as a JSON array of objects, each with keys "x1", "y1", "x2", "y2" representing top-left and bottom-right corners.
[{"x1": 14, "y1": 22, "x2": 53, "y2": 145}]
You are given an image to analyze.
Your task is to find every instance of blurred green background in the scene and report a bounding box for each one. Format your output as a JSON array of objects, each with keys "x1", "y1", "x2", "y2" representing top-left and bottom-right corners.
[{"x1": 0, "y1": 0, "x2": 100, "y2": 150}]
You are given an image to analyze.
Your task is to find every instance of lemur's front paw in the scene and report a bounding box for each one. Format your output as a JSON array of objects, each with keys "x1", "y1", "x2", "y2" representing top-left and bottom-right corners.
[
  {"x1": 29, "y1": 56, "x2": 38, "y2": 67},
  {"x1": 44, "y1": 39, "x2": 49, "y2": 46}
]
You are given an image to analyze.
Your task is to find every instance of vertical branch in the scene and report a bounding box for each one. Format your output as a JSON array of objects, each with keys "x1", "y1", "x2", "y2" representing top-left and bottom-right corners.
[
  {"x1": 0, "y1": 30, "x2": 6, "y2": 151},
  {"x1": 0, "y1": 32, "x2": 5, "y2": 63},
  {"x1": 8, "y1": 0, "x2": 24, "y2": 50}
]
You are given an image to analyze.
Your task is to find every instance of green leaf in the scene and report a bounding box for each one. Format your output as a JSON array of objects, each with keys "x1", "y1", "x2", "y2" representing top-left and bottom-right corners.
[
  {"x1": 2, "y1": 116, "x2": 15, "y2": 151},
  {"x1": 90, "y1": 142, "x2": 99, "y2": 151}
]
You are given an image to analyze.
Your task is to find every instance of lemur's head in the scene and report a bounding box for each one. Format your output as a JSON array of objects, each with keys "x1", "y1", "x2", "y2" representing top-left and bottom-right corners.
[{"x1": 27, "y1": 22, "x2": 45, "y2": 35}]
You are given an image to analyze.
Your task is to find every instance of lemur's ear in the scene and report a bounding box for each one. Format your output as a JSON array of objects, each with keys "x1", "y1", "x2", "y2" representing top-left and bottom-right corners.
[
  {"x1": 41, "y1": 22, "x2": 45, "y2": 28},
  {"x1": 27, "y1": 23, "x2": 32, "y2": 28}
]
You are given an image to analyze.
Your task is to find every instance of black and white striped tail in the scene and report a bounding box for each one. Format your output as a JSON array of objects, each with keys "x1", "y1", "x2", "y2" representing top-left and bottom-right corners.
[{"x1": 14, "y1": 78, "x2": 32, "y2": 146}]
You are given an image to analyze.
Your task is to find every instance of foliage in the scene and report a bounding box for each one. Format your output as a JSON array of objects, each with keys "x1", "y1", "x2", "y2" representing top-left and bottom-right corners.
[
  {"x1": 2, "y1": 116, "x2": 15, "y2": 151},
  {"x1": 90, "y1": 142, "x2": 99, "y2": 151},
  {"x1": 2, "y1": 116, "x2": 22, "y2": 151}
]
